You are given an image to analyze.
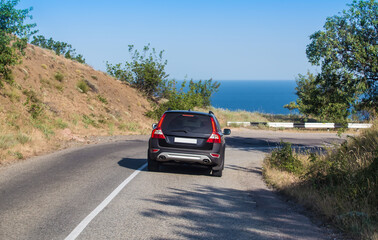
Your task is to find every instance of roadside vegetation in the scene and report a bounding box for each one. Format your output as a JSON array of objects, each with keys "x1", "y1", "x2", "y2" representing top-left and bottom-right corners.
[
  {"x1": 265, "y1": 2, "x2": 377, "y2": 239},
  {"x1": 263, "y1": 122, "x2": 377, "y2": 239},
  {"x1": 286, "y1": 0, "x2": 377, "y2": 125},
  {"x1": 0, "y1": 0, "x2": 36, "y2": 87},
  {"x1": 106, "y1": 44, "x2": 220, "y2": 120}
]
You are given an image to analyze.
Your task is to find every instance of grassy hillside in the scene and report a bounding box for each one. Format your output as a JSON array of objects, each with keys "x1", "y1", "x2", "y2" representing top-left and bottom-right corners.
[{"x1": 0, "y1": 44, "x2": 153, "y2": 165}]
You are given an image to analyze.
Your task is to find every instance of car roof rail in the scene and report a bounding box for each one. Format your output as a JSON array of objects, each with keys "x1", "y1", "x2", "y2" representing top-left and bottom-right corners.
[{"x1": 209, "y1": 111, "x2": 214, "y2": 115}]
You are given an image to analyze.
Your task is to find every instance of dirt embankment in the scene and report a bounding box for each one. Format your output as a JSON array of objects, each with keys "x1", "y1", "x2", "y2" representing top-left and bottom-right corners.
[{"x1": 0, "y1": 44, "x2": 154, "y2": 165}]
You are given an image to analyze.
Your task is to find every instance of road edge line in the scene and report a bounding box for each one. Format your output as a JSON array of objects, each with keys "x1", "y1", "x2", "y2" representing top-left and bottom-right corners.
[{"x1": 65, "y1": 163, "x2": 147, "y2": 240}]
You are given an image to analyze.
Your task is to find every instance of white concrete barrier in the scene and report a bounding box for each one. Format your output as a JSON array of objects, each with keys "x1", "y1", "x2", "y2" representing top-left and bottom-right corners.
[
  {"x1": 226, "y1": 121, "x2": 372, "y2": 129},
  {"x1": 304, "y1": 123, "x2": 335, "y2": 129},
  {"x1": 267, "y1": 122, "x2": 294, "y2": 128},
  {"x1": 348, "y1": 123, "x2": 373, "y2": 129}
]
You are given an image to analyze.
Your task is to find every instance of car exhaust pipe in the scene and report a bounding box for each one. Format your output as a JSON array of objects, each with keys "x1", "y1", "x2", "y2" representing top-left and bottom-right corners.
[
  {"x1": 203, "y1": 159, "x2": 211, "y2": 164},
  {"x1": 158, "y1": 155, "x2": 166, "y2": 160}
]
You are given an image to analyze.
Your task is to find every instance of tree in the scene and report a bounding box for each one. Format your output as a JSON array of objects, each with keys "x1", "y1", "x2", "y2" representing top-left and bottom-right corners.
[
  {"x1": 0, "y1": 0, "x2": 36, "y2": 87},
  {"x1": 283, "y1": 101, "x2": 298, "y2": 115},
  {"x1": 146, "y1": 79, "x2": 220, "y2": 120},
  {"x1": 106, "y1": 44, "x2": 169, "y2": 99},
  {"x1": 31, "y1": 35, "x2": 86, "y2": 63},
  {"x1": 106, "y1": 44, "x2": 220, "y2": 119},
  {"x1": 296, "y1": 72, "x2": 353, "y2": 122},
  {"x1": 296, "y1": 0, "x2": 377, "y2": 121},
  {"x1": 187, "y1": 79, "x2": 220, "y2": 107}
]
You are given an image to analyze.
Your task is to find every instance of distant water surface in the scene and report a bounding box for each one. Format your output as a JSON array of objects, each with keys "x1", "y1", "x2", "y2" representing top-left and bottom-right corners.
[{"x1": 210, "y1": 80, "x2": 298, "y2": 114}]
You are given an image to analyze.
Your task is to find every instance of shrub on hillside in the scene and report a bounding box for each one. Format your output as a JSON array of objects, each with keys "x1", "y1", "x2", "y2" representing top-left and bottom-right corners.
[
  {"x1": 31, "y1": 35, "x2": 85, "y2": 63},
  {"x1": 106, "y1": 44, "x2": 168, "y2": 99},
  {"x1": 0, "y1": 0, "x2": 36, "y2": 87},
  {"x1": 76, "y1": 80, "x2": 89, "y2": 93},
  {"x1": 23, "y1": 89, "x2": 44, "y2": 119},
  {"x1": 107, "y1": 44, "x2": 220, "y2": 119},
  {"x1": 54, "y1": 72, "x2": 64, "y2": 82}
]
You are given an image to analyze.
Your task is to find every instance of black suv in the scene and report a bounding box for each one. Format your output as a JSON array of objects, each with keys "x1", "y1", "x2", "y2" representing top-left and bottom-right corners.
[{"x1": 148, "y1": 110, "x2": 231, "y2": 177}]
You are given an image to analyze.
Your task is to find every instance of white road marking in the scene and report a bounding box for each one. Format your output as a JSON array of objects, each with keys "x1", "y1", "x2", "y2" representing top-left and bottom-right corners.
[{"x1": 65, "y1": 163, "x2": 147, "y2": 240}]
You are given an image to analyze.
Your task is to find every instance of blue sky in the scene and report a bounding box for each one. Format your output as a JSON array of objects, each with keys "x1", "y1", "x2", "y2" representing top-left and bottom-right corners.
[{"x1": 19, "y1": 0, "x2": 352, "y2": 80}]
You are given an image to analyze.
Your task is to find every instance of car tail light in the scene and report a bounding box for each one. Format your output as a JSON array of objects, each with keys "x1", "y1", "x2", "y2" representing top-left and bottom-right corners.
[
  {"x1": 151, "y1": 114, "x2": 166, "y2": 139},
  {"x1": 207, "y1": 117, "x2": 221, "y2": 144},
  {"x1": 151, "y1": 128, "x2": 165, "y2": 139},
  {"x1": 151, "y1": 148, "x2": 160, "y2": 153},
  {"x1": 207, "y1": 133, "x2": 221, "y2": 143},
  {"x1": 210, "y1": 153, "x2": 220, "y2": 158}
]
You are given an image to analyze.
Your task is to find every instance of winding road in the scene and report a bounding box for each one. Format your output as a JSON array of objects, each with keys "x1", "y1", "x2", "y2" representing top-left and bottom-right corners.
[{"x1": 0, "y1": 129, "x2": 345, "y2": 239}]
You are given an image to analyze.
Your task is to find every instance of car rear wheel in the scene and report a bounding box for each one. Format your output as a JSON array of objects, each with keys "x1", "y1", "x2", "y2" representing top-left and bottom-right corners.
[
  {"x1": 212, "y1": 169, "x2": 222, "y2": 177},
  {"x1": 147, "y1": 152, "x2": 160, "y2": 171},
  {"x1": 148, "y1": 158, "x2": 160, "y2": 171}
]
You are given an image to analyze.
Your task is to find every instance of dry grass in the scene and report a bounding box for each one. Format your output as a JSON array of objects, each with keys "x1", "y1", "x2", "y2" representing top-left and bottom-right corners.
[
  {"x1": 0, "y1": 44, "x2": 154, "y2": 165},
  {"x1": 263, "y1": 123, "x2": 378, "y2": 239}
]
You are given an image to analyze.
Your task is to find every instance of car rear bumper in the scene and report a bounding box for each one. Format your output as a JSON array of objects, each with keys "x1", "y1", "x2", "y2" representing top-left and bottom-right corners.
[{"x1": 156, "y1": 152, "x2": 213, "y2": 165}]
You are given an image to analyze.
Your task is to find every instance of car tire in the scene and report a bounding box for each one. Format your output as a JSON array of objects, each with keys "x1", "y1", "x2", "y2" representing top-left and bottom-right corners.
[
  {"x1": 148, "y1": 158, "x2": 160, "y2": 171},
  {"x1": 212, "y1": 169, "x2": 222, "y2": 177},
  {"x1": 147, "y1": 152, "x2": 160, "y2": 171}
]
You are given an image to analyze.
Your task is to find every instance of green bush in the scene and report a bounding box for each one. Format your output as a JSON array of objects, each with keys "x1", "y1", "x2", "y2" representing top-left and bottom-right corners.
[
  {"x1": 267, "y1": 142, "x2": 303, "y2": 175},
  {"x1": 28, "y1": 103, "x2": 43, "y2": 119},
  {"x1": 106, "y1": 44, "x2": 168, "y2": 99},
  {"x1": 146, "y1": 79, "x2": 220, "y2": 120},
  {"x1": 0, "y1": 0, "x2": 36, "y2": 87},
  {"x1": 54, "y1": 72, "x2": 64, "y2": 82},
  {"x1": 31, "y1": 35, "x2": 86, "y2": 63},
  {"x1": 23, "y1": 89, "x2": 44, "y2": 119},
  {"x1": 77, "y1": 80, "x2": 89, "y2": 93}
]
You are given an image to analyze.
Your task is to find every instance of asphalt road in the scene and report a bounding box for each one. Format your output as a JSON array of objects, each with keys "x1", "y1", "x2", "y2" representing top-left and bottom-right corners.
[{"x1": 0, "y1": 129, "x2": 346, "y2": 240}]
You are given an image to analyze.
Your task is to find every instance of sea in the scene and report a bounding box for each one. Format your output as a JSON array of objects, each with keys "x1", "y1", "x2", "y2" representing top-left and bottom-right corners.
[{"x1": 209, "y1": 80, "x2": 298, "y2": 115}]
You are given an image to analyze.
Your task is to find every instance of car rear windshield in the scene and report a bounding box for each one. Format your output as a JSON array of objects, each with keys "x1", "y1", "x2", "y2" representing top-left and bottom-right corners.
[{"x1": 161, "y1": 113, "x2": 213, "y2": 134}]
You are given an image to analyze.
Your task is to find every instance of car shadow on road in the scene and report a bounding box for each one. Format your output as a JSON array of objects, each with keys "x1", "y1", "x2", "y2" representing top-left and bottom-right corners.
[
  {"x1": 118, "y1": 158, "x2": 213, "y2": 176},
  {"x1": 140, "y1": 184, "x2": 325, "y2": 239},
  {"x1": 158, "y1": 164, "x2": 213, "y2": 176},
  {"x1": 118, "y1": 158, "x2": 147, "y2": 170}
]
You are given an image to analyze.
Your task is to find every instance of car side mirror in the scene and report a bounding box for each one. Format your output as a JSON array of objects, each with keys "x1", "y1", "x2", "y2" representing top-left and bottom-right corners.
[
  {"x1": 223, "y1": 129, "x2": 231, "y2": 135},
  {"x1": 152, "y1": 123, "x2": 157, "y2": 129}
]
